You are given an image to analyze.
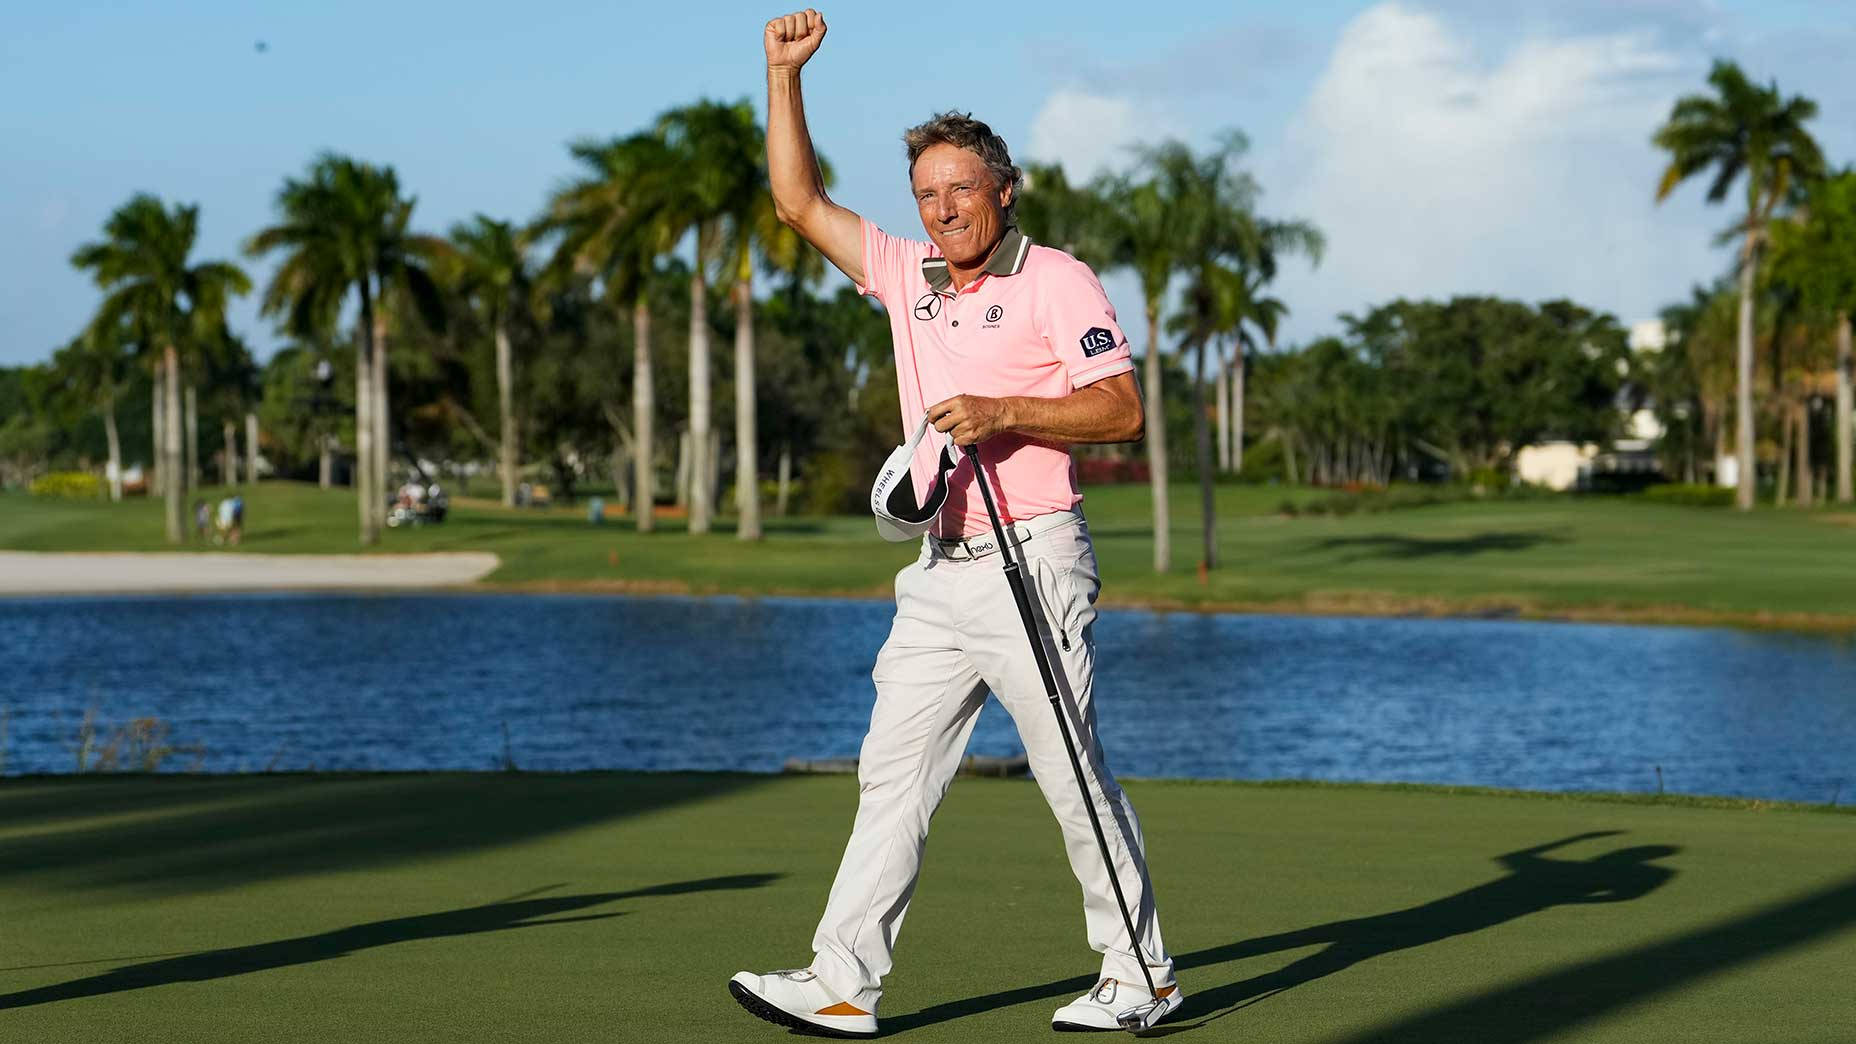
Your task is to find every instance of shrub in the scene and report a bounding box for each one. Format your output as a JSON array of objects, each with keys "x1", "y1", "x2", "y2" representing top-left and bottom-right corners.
[
  {"x1": 28, "y1": 471, "x2": 103, "y2": 499},
  {"x1": 1640, "y1": 483, "x2": 1734, "y2": 508}
]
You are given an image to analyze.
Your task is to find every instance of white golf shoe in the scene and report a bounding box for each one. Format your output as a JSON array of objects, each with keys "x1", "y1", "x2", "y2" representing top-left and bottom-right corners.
[
  {"x1": 728, "y1": 968, "x2": 877, "y2": 1038},
  {"x1": 1052, "y1": 977, "x2": 1184, "y2": 1032}
]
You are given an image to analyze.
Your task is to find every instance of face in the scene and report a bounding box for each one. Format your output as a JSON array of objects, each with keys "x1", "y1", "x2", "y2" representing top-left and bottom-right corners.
[{"x1": 910, "y1": 142, "x2": 1013, "y2": 267}]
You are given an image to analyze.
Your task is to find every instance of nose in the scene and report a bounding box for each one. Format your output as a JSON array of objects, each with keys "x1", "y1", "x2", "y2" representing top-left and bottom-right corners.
[{"x1": 932, "y1": 194, "x2": 958, "y2": 223}]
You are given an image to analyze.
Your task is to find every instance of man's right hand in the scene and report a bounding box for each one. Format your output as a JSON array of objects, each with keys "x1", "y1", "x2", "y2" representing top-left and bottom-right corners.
[{"x1": 765, "y1": 9, "x2": 826, "y2": 71}]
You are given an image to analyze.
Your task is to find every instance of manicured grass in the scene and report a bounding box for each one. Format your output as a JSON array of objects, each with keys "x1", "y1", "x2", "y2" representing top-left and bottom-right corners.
[
  {"x1": 1, "y1": 772, "x2": 1851, "y2": 1043},
  {"x1": 5, "y1": 482, "x2": 1856, "y2": 629}
]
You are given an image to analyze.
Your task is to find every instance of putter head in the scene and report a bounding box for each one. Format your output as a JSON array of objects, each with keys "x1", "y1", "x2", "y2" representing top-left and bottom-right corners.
[{"x1": 1116, "y1": 997, "x2": 1167, "y2": 1034}]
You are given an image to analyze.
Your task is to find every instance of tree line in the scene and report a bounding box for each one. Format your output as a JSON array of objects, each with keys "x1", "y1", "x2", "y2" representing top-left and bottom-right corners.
[{"x1": 7, "y1": 58, "x2": 1854, "y2": 570}]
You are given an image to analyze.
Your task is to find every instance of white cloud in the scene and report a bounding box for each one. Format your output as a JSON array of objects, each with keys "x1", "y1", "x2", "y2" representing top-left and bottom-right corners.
[
  {"x1": 1025, "y1": 89, "x2": 1182, "y2": 180},
  {"x1": 1263, "y1": 2, "x2": 1719, "y2": 341}
]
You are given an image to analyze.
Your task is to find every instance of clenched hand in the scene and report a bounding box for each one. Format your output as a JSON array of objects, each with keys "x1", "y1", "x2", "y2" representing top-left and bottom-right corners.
[
  {"x1": 927, "y1": 394, "x2": 1015, "y2": 447},
  {"x1": 765, "y1": 9, "x2": 826, "y2": 71}
]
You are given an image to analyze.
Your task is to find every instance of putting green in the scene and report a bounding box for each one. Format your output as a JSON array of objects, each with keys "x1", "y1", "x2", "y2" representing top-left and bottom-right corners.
[{"x1": 2, "y1": 773, "x2": 1852, "y2": 1042}]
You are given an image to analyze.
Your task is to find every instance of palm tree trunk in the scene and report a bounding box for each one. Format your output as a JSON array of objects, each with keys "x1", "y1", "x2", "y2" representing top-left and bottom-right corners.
[
  {"x1": 1192, "y1": 340, "x2": 1215, "y2": 574},
  {"x1": 1837, "y1": 311, "x2": 1853, "y2": 504},
  {"x1": 776, "y1": 443, "x2": 792, "y2": 517},
  {"x1": 1734, "y1": 232, "x2": 1758, "y2": 511},
  {"x1": 688, "y1": 248, "x2": 712, "y2": 534},
  {"x1": 1775, "y1": 403, "x2": 1792, "y2": 507},
  {"x1": 319, "y1": 435, "x2": 332, "y2": 490},
  {"x1": 223, "y1": 419, "x2": 238, "y2": 486},
  {"x1": 1232, "y1": 344, "x2": 1247, "y2": 475},
  {"x1": 355, "y1": 292, "x2": 378, "y2": 545},
  {"x1": 184, "y1": 385, "x2": 198, "y2": 493},
  {"x1": 632, "y1": 299, "x2": 656, "y2": 533},
  {"x1": 150, "y1": 371, "x2": 163, "y2": 498},
  {"x1": 675, "y1": 428, "x2": 691, "y2": 509},
  {"x1": 162, "y1": 345, "x2": 184, "y2": 544},
  {"x1": 371, "y1": 306, "x2": 390, "y2": 537},
  {"x1": 103, "y1": 403, "x2": 122, "y2": 502},
  {"x1": 1144, "y1": 308, "x2": 1170, "y2": 572},
  {"x1": 496, "y1": 320, "x2": 517, "y2": 508},
  {"x1": 1795, "y1": 400, "x2": 1813, "y2": 507},
  {"x1": 245, "y1": 411, "x2": 260, "y2": 486},
  {"x1": 734, "y1": 274, "x2": 761, "y2": 541},
  {"x1": 1215, "y1": 344, "x2": 1230, "y2": 474}
]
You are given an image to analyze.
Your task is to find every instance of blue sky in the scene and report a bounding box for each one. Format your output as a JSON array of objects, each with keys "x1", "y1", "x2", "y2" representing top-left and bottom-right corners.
[{"x1": 5, "y1": 0, "x2": 1854, "y2": 367}]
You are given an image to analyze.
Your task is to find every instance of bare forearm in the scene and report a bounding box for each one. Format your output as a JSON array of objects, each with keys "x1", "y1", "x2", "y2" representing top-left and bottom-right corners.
[
  {"x1": 767, "y1": 68, "x2": 828, "y2": 223},
  {"x1": 1003, "y1": 384, "x2": 1142, "y2": 445}
]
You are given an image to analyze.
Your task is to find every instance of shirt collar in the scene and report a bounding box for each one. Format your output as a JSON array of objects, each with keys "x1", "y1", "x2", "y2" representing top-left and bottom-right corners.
[{"x1": 920, "y1": 226, "x2": 1032, "y2": 294}]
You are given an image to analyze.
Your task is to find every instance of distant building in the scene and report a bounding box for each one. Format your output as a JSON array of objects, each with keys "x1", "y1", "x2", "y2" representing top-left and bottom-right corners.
[{"x1": 1515, "y1": 319, "x2": 1667, "y2": 491}]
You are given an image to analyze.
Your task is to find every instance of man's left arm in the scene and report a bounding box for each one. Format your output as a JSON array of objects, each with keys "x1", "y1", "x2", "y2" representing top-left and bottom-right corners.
[
  {"x1": 928, "y1": 372, "x2": 1143, "y2": 446},
  {"x1": 927, "y1": 255, "x2": 1143, "y2": 446}
]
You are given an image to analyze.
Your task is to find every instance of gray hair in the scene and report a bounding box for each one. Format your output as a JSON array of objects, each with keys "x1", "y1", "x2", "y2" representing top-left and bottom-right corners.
[{"x1": 902, "y1": 111, "x2": 1023, "y2": 223}]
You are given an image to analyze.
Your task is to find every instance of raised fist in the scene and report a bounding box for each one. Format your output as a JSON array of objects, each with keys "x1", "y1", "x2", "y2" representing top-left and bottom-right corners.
[{"x1": 765, "y1": 9, "x2": 826, "y2": 71}]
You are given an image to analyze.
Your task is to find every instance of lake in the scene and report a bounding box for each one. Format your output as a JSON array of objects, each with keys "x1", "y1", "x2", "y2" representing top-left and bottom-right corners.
[{"x1": 1, "y1": 593, "x2": 1851, "y2": 803}]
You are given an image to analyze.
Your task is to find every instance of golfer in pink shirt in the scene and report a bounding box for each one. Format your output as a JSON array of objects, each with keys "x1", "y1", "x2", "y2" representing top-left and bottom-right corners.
[{"x1": 730, "y1": 10, "x2": 1180, "y2": 1036}]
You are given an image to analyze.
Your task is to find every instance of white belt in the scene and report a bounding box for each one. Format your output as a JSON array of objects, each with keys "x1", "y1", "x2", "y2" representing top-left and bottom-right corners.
[{"x1": 927, "y1": 509, "x2": 1082, "y2": 562}]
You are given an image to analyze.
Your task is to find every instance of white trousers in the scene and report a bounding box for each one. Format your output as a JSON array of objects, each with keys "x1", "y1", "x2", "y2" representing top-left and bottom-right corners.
[{"x1": 809, "y1": 511, "x2": 1173, "y2": 1015}]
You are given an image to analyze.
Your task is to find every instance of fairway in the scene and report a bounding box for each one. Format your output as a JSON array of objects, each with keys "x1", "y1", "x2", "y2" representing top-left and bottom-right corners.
[
  {"x1": 3, "y1": 773, "x2": 1852, "y2": 1043},
  {"x1": 5, "y1": 482, "x2": 1856, "y2": 630}
]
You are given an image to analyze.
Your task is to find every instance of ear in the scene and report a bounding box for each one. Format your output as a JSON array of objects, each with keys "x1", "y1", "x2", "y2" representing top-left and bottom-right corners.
[{"x1": 996, "y1": 177, "x2": 1015, "y2": 212}]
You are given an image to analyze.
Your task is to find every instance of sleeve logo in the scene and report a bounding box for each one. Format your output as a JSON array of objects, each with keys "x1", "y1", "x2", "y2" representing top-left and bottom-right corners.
[{"x1": 1079, "y1": 327, "x2": 1116, "y2": 357}]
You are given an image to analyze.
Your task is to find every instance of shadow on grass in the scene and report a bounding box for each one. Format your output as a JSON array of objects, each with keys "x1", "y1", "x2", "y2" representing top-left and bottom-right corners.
[
  {"x1": 0, "y1": 873, "x2": 779, "y2": 1010},
  {"x1": 0, "y1": 772, "x2": 769, "y2": 894},
  {"x1": 886, "y1": 832, "x2": 1677, "y2": 1035},
  {"x1": 1304, "y1": 530, "x2": 1571, "y2": 561}
]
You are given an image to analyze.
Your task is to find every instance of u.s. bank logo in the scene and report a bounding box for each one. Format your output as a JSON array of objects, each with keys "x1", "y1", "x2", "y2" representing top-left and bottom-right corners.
[
  {"x1": 1079, "y1": 327, "x2": 1116, "y2": 357},
  {"x1": 914, "y1": 293, "x2": 941, "y2": 321}
]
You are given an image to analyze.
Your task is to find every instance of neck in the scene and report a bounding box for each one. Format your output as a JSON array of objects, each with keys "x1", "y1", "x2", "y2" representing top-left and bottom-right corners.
[{"x1": 946, "y1": 232, "x2": 1006, "y2": 290}]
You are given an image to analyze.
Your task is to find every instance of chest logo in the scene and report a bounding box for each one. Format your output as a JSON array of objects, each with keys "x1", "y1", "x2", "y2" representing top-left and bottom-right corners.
[
  {"x1": 985, "y1": 305, "x2": 1004, "y2": 323},
  {"x1": 1080, "y1": 327, "x2": 1116, "y2": 357},
  {"x1": 914, "y1": 293, "x2": 941, "y2": 321}
]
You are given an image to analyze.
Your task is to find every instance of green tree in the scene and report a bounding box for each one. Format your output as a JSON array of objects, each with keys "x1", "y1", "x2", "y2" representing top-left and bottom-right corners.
[
  {"x1": 1769, "y1": 169, "x2": 1856, "y2": 503},
  {"x1": 248, "y1": 153, "x2": 446, "y2": 544},
  {"x1": 448, "y1": 215, "x2": 532, "y2": 507},
  {"x1": 48, "y1": 321, "x2": 137, "y2": 500},
  {"x1": 539, "y1": 132, "x2": 680, "y2": 532},
  {"x1": 71, "y1": 195, "x2": 249, "y2": 542},
  {"x1": 658, "y1": 99, "x2": 768, "y2": 537},
  {"x1": 1654, "y1": 59, "x2": 1825, "y2": 509}
]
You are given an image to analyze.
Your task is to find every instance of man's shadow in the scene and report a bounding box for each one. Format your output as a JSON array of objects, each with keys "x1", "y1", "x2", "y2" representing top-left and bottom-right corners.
[
  {"x1": 887, "y1": 833, "x2": 1677, "y2": 1034},
  {"x1": 0, "y1": 873, "x2": 779, "y2": 1010}
]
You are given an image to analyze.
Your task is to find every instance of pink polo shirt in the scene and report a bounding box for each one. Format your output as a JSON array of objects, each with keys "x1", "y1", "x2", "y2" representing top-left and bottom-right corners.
[{"x1": 857, "y1": 219, "x2": 1135, "y2": 539}]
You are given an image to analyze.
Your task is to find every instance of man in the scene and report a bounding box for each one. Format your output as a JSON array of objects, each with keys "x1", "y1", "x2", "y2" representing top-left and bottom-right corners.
[{"x1": 730, "y1": 10, "x2": 1180, "y2": 1036}]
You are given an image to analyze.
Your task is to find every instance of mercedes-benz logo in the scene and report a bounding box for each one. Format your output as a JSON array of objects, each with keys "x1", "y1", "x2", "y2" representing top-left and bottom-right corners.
[{"x1": 914, "y1": 293, "x2": 941, "y2": 321}]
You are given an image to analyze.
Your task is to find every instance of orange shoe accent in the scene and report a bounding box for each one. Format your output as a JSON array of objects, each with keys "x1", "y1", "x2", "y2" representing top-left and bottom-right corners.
[
  {"x1": 815, "y1": 1002, "x2": 871, "y2": 1016},
  {"x1": 1155, "y1": 985, "x2": 1178, "y2": 998}
]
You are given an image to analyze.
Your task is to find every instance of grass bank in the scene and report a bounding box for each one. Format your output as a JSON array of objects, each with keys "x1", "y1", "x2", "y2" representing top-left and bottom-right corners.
[
  {"x1": 1, "y1": 772, "x2": 1851, "y2": 1043},
  {"x1": 5, "y1": 482, "x2": 1856, "y2": 632}
]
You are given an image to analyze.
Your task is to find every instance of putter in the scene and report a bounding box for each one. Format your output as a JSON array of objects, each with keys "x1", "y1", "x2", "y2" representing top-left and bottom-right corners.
[{"x1": 960, "y1": 444, "x2": 1170, "y2": 1035}]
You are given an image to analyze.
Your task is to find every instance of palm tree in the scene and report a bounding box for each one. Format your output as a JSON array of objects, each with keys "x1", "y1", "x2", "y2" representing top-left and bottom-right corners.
[
  {"x1": 449, "y1": 215, "x2": 531, "y2": 507},
  {"x1": 248, "y1": 153, "x2": 445, "y2": 543},
  {"x1": 1654, "y1": 59, "x2": 1825, "y2": 510},
  {"x1": 72, "y1": 195, "x2": 249, "y2": 542},
  {"x1": 539, "y1": 132, "x2": 681, "y2": 532},
  {"x1": 1100, "y1": 137, "x2": 1319, "y2": 573},
  {"x1": 1770, "y1": 169, "x2": 1856, "y2": 503},
  {"x1": 1018, "y1": 163, "x2": 1114, "y2": 264},
  {"x1": 49, "y1": 322, "x2": 136, "y2": 501},
  {"x1": 658, "y1": 100, "x2": 767, "y2": 537},
  {"x1": 1095, "y1": 157, "x2": 1196, "y2": 572}
]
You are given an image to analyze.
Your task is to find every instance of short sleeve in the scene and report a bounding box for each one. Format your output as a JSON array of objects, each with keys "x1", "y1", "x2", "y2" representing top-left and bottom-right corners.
[
  {"x1": 856, "y1": 219, "x2": 932, "y2": 311},
  {"x1": 1037, "y1": 257, "x2": 1136, "y2": 389}
]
